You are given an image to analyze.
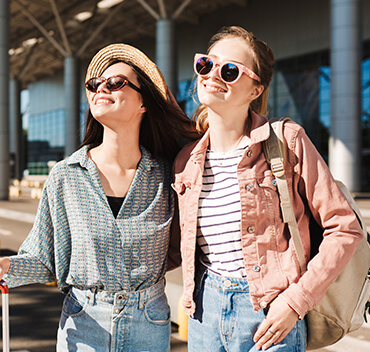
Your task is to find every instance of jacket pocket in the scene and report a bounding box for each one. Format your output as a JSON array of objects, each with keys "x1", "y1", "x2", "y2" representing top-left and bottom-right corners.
[{"x1": 257, "y1": 172, "x2": 281, "y2": 219}]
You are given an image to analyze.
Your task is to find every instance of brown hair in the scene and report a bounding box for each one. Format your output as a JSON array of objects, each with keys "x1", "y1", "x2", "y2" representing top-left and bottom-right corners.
[
  {"x1": 81, "y1": 60, "x2": 198, "y2": 162},
  {"x1": 194, "y1": 26, "x2": 275, "y2": 134}
]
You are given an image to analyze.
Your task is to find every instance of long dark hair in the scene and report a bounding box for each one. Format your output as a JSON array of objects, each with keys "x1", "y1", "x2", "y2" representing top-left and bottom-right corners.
[{"x1": 81, "y1": 60, "x2": 198, "y2": 161}]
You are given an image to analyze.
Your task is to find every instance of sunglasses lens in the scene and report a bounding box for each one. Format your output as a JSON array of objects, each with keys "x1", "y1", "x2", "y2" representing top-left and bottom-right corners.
[
  {"x1": 85, "y1": 78, "x2": 103, "y2": 92},
  {"x1": 107, "y1": 76, "x2": 126, "y2": 91},
  {"x1": 220, "y1": 63, "x2": 239, "y2": 83},
  {"x1": 196, "y1": 56, "x2": 213, "y2": 75}
]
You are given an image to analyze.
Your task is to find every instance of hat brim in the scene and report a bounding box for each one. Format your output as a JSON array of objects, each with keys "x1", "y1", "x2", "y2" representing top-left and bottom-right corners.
[{"x1": 85, "y1": 44, "x2": 167, "y2": 99}]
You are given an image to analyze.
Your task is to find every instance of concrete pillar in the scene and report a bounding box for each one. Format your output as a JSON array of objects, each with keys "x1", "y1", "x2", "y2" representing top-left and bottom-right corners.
[
  {"x1": 329, "y1": 0, "x2": 362, "y2": 192},
  {"x1": 0, "y1": 0, "x2": 9, "y2": 200},
  {"x1": 10, "y1": 78, "x2": 23, "y2": 180},
  {"x1": 64, "y1": 56, "x2": 80, "y2": 158},
  {"x1": 156, "y1": 19, "x2": 176, "y2": 94}
]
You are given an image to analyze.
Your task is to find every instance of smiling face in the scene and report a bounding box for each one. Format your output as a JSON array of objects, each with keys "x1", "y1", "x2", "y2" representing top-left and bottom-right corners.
[
  {"x1": 197, "y1": 37, "x2": 264, "y2": 114},
  {"x1": 88, "y1": 62, "x2": 145, "y2": 131}
]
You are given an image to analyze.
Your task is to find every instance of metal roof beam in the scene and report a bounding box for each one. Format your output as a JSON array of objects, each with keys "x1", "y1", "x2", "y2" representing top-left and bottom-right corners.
[
  {"x1": 49, "y1": 0, "x2": 71, "y2": 56},
  {"x1": 13, "y1": 0, "x2": 69, "y2": 57},
  {"x1": 157, "y1": 0, "x2": 167, "y2": 19},
  {"x1": 173, "y1": 0, "x2": 192, "y2": 20},
  {"x1": 76, "y1": 1, "x2": 125, "y2": 57},
  {"x1": 135, "y1": 0, "x2": 160, "y2": 21}
]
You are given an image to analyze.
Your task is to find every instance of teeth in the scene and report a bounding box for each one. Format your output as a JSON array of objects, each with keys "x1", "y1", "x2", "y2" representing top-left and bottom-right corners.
[
  {"x1": 96, "y1": 99, "x2": 112, "y2": 104},
  {"x1": 204, "y1": 84, "x2": 224, "y2": 92}
]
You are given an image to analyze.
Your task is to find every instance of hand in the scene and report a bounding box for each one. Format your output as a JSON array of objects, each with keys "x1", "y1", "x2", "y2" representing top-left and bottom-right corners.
[
  {"x1": 0, "y1": 258, "x2": 11, "y2": 280},
  {"x1": 253, "y1": 296, "x2": 299, "y2": 350}
]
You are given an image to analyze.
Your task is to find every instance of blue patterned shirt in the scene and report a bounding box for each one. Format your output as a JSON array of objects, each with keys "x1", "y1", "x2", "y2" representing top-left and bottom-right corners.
[{"x1": 7, "y1": 146, "x2": 174, "y2": 293}]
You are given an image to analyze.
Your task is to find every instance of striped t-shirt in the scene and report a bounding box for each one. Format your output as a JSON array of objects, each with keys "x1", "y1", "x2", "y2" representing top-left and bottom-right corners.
[{"x1": 197, "y1": 138, "x2": 250, "y2": 278}]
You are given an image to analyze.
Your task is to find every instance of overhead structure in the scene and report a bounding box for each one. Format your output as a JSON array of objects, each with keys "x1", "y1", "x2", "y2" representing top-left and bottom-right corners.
[
  {"x1": 9, "y1": 0, "x2": 248, "y2": 87},
  {"x1": 7, "y1": 0, "x2": 247, "y2": 158}
]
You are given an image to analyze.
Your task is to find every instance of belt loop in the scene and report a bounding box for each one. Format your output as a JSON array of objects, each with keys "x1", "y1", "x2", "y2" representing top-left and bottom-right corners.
[
  {"x1": 138, "y1": 290, "x2": 147, "y2": 310},
  {"x1": 88, "y1": 288, "x2": 96, "y2": 305}
]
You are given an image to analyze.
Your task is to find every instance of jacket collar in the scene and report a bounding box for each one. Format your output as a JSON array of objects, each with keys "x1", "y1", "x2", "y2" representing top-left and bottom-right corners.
[{"x1": 190, "y1": 110, "x2": 271, "y2": 161}]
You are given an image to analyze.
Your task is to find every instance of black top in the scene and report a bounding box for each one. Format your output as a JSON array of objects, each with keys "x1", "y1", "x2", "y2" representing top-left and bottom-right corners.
[{"x1": 106, "y1": 196, "x2": 125, "y2": 218}]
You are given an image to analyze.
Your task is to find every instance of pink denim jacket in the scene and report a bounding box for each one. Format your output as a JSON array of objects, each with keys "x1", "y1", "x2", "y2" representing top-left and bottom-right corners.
[{"x1": 172, "y1": 112, "x2": 363, "y2": 318}]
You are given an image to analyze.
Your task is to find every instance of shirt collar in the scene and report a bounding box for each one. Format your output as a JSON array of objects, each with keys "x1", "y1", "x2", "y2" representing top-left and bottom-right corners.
[{"x1": 66, "y1": 145, "x2": 157, "y2": 171}]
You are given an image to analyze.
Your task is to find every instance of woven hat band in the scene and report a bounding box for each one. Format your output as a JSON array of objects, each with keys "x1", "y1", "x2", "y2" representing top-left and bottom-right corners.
[{"x1": 86, "y1": 44, "x2": 167, "y2": 99}]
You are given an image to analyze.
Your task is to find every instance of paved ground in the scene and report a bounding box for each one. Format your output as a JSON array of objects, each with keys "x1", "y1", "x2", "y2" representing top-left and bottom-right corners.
[{"x1": 0, "y1": 187, "x2": 369, "y2": 351}]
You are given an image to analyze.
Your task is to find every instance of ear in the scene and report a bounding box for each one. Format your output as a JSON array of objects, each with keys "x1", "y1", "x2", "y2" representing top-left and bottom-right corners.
[
  {"x1": 139, "y1": 103, "x2": 146, "y2": 114},
  {"x1": 251, "y1": 84, "x2": 264, "y2": 100}
]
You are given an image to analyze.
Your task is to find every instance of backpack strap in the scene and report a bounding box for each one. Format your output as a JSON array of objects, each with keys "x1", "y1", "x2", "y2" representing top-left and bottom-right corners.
[{"x1": 263, "y1": 118, "x2": 307, "y2": 274}]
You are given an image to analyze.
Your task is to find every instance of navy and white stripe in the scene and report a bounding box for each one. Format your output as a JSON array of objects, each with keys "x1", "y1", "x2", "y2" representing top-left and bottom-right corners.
[{"x1": 197, "y1": 139, "x2": 250, "y2": 278}]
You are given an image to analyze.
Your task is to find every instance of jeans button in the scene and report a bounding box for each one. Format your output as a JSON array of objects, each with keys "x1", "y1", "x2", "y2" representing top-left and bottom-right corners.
[
  {"x1": 224, "y1": 279, "x2": 232, "y2": 288},
  {"x1": 115, "y1": 308, "x2": 121, "y2": 314}
]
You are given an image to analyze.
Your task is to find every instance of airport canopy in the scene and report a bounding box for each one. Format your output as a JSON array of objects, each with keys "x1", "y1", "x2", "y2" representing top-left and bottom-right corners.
[{"x1": 10, "y1": 0, "x2": 246, "y2": 87}]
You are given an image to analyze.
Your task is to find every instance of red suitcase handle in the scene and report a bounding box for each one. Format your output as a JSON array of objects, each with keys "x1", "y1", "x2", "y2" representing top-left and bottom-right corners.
[{"x1": 0, "y1": 280, "x2": 9, "y2": 352}]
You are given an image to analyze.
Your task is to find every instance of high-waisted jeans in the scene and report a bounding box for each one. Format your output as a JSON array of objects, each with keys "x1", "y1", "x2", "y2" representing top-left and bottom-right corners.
[
  {"x1": 188, "y1": 266, "x2": 307, "y2": 352},
  {"x1": 57, "y1": 279, "x2": 170, "y2": 352}
]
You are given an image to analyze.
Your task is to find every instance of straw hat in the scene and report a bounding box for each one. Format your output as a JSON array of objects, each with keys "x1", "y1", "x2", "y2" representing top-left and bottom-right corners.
[{"x1": 85, "y1": 43, "x2": 167, "y2": 99}]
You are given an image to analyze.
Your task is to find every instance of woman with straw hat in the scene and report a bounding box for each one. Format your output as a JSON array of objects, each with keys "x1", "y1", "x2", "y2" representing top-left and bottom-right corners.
[{"x1": 0, "y1": 43, "x2": 197, "y2": 351}]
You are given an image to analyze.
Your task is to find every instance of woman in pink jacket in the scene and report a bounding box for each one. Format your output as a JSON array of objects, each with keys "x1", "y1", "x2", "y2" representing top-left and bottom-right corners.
[{"x1": 172, "y1": 26, "x2": 363, "y2": 351}]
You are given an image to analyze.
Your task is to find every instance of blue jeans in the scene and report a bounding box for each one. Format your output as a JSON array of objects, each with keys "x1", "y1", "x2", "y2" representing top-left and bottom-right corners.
[
  {"x1": 57, "y1": 280, "x2": 170, "y2": 352},
  {"x1": 188, "y1": 267, "x2": 307, "y2": 352}
]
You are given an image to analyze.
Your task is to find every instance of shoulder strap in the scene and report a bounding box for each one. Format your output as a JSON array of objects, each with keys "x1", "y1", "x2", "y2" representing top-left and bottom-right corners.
[{"x1": 263, "y1": 118, "x2": 307, "y2": 274}]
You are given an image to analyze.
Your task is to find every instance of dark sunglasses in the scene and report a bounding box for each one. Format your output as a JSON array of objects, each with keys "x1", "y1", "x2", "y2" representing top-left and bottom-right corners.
[
  {"x1": 194, "y1": 53, "x2": 261, "y2": 84},
  {"x1": 85, "y1": 75, "x2": 141, "y2": 94}
]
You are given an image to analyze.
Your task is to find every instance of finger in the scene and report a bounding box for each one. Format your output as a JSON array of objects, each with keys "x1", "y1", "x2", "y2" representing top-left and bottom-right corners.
[
  {"x1": 273, "y1": 329, "x2": 289, "y2": 345},
  {"x1": 255, "y1": 328, "x2": 278, "y2": 350},
  {"x1": 253, "y1": 319, "x2": 271, "y2": 342}
]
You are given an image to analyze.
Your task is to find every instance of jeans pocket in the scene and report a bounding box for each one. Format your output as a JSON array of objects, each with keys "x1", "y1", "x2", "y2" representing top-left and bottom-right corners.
[
  {"x1": 144, "y1": 292, "x2": 171, "y2": 325},
  {"x1": 62, "y1": 291, "x2": 86, "y2": 318}
]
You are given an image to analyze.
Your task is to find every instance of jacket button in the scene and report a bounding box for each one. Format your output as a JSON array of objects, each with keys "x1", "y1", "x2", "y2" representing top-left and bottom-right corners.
[
  {"x1": 247, "y1": 226, "x2": 255, "y2": 233},
  {"x1": 247, "y1": 150, "x2": 253, "y2": 158},
  {"x1": 246, "y1": 184, "x2": 254, "y2": 192},
  {"x1": 253, "y1": 265, "x2": 261, "y2": 272},
  {"x1": 259, "y1": 301, "x2": 267, "y2": 308},
  {"x1": 115, "y1": 308, "x2": 121, "y2": 314}
]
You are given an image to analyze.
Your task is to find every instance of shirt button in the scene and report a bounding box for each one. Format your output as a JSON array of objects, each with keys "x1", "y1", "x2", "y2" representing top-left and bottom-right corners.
[
  {"x1": 224, "y1": 279, "x2": 232, "y2": 288},
  {"x1": 246, "y1": 184, "x2": 254, "y2": 192},
  {"x1": 259, "y1": 301, "x2": 267, "y2": 308},
  {"x1": 247, "y1": 150, "x2": 253, "y2": 158},
  {"x1": 247, "y1": 226, "x2": 255, "y2": 233},
  {"x1": 253, "y1": 265, "x2": 261, "y2": 272}
]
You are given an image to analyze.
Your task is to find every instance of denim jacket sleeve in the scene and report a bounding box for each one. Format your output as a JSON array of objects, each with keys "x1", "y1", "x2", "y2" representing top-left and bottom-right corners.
[{"x1": 278, "y1": 121, "x2": 363, "y2": 317}]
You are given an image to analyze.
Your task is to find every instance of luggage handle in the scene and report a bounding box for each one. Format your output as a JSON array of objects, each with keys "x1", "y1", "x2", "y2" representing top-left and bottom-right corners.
[{"x1": 0, "y1": 281, "x2": 9, "y2": 352}]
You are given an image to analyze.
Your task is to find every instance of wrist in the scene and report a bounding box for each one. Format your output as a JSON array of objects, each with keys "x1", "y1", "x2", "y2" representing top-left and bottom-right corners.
[{"x1": 0, "y1": 257, "x2": 11, "y2": 275}]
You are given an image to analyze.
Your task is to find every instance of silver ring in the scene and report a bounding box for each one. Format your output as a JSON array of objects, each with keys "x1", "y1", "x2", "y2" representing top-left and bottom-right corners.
[{"x1": 268, "y1": 328, "x2": 276, "y2": 335}]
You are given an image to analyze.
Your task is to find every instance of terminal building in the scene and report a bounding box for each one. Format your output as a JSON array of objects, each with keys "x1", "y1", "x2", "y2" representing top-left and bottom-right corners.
[{"x1": 0, "y1": 0, "x2": 369, "y2": 199}]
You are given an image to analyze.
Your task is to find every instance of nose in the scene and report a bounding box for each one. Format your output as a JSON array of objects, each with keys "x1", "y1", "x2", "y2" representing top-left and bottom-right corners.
[
  {"x1": 96, "y1": 79, "x2": 110, "y2": 93},
  {"x1": 207, "y1": 63, "x2": 221, "y2": 81}
]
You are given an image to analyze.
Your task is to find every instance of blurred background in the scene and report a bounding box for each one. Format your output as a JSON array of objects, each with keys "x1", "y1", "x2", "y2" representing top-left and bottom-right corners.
[
  {"x1": 0, "y1": 0, "x2": 370, "y2": 351},
  {"x1": 0, "y1": 0, "x2": 369, "y2": 198}
]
